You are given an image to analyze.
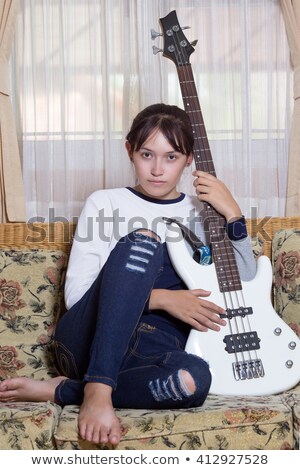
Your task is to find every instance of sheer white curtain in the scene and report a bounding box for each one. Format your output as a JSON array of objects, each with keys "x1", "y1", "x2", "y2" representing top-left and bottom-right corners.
[{"x1": 11, "y1": 0, "x2": 291, "y2": 221}]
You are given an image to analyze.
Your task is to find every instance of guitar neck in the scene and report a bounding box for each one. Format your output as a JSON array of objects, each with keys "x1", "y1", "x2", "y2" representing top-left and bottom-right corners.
[
  {"x1": 178, "y1": 65, "x2": 215, "y2": 175},
  {"x1": 177, "y1": 64, "x2": 242, "y2": 292},
  {"x1": 177, "y1": 65, "x2": 221, "y2": 223}
]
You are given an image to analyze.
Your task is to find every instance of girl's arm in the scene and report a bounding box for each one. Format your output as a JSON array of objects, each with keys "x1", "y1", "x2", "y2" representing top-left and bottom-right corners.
[{"x1": 64, "y1": 192, "x2": 113, "y2": 309}]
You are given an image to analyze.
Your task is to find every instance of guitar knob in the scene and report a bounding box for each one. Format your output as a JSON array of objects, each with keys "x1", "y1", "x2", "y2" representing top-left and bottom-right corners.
[
  {"x1": 151, "y1": 29, "x2": 162, "y2": 40},
  {"x1": 288, "y1": 341, "x2": 296, "y2": 350},
  {"x1": 191, "y1": 40, "x2": 198, "y2": 47},
  {"x1": 274, "y1": 327, "x2": 282, "y2": 336},
  {"x1": 285, "y1": 360, "x2": 293, "y2": 368},
  {"x1": 152, "y1": 46, "x2": 163, "y2": 55}
]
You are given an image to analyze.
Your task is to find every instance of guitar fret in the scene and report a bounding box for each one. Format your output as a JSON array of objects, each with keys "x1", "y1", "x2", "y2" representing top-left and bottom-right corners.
[
  {"x1": 218, "y1": 275, "x2": 241, "y2": 282},
  {"x1": 215, "y1": 261, "x2": 240, "y2": 269},
  {"x1": 216, "y1": 262, "x2": 240, "y2": 268},
  {"x1": 218, "y1": 275, "x2": 241, "y2": 281},
  {"x1": 183, "y1": 95, "x2": 198, "y2": 99},
  {"x1": 215, "y1": 262, "x2": 240, "y2": 271},
  {"x1": 194, "y1": 139, "x2": 210, "y2": 144},
  {"x1": 215, "y1": 258, "x2": 240, "y2": 267},
  {"x1": 195, "y1": 160, "x2": 213, "y2": 165}
]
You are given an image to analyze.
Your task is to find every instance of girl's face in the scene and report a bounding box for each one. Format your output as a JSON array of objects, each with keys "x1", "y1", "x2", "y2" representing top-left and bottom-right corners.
[{"x1": 126, "y1": 129, "x2": 193, "y2": 200}]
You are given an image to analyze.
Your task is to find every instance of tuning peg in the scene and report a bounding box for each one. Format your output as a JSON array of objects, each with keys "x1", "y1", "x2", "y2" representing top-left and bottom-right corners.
[
  {"x1": 191, "y1": 40, "x2": 198, "y2": 47},
  {"x1": 151, "y1": 29, "x2": 162, "y2": 40},
  {"x1": 182, "y1": 26, "x2": 191, "y2": 30},
  {"x1": 152, "y1": 45, "x2": 163, "y2": 55}
]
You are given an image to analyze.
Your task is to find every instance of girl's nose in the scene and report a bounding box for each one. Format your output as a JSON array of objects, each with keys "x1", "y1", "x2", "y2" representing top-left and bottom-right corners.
[{"x1": 151, "y1": 159, "x2": 163, "y2": 176}]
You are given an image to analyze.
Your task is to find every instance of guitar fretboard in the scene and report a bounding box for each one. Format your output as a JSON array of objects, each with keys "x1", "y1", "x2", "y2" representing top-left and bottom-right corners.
[{"x1": 177, "y1": 64, "x2": 242, "y2": 293}]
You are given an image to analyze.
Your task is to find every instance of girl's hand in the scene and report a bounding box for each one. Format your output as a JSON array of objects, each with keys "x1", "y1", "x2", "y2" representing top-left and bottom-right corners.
[
  {"x1": 192, "y1": 170, "x2": 242, "y2": 222},
  {"x1": 149, "y1": 289, "x2": 227, "y2": 332}
]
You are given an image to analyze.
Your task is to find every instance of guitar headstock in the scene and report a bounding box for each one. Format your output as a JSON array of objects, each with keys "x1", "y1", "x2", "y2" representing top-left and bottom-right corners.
[{"x1": 152, "y1": 10, "x2": 197, "y2": 67}]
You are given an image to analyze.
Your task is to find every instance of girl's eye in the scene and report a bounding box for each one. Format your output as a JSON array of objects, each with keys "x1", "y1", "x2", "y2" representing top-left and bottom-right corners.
[
  {"x1": 142, "y1": 152, "x2": 152, "y2": 158},
  {"x1": 168, "y1": 154, "x2": 177, "y2": 161}
]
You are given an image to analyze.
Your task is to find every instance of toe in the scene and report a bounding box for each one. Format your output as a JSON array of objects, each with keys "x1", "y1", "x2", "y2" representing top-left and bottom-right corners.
[
  {"x1": 99, "y1": 426, "x2": 110, "y2": 444},
  {"x1": 78, "y1": 420, "x2": 87, "y2": 441},
  {"x1": 109, "y1": 421, "x2": 121, "y2": 445}
]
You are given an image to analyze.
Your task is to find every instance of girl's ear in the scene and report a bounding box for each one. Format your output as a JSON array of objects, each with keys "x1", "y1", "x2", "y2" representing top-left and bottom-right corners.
[
  {"x1": 125, "y1": 141, "x2": 133, "y2": 160},
  {"x1": 186, "y1": 154, "x2": 193, "y2": 166}
]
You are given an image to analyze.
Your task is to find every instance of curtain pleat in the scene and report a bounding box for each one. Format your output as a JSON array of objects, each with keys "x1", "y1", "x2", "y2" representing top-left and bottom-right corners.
[
  {"x1": 280, "y1": 0, "x2": 300, "y2": 216},
  {"x1": 0, "y1": 0, "x2": 26, "y2": 222}
]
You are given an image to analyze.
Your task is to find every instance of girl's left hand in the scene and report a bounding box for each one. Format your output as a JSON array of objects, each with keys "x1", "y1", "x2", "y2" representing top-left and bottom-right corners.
[{"x1": 193, "y1": 170, "x2": 242, "y2": 222}]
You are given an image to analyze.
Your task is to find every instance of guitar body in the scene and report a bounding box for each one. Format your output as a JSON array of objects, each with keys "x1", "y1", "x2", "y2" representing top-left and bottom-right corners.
[
  {"x1": 166, "y1": 223, "x2": 300, "y2": 395},
  {"x1": 154, "y1": 10, "x2": 300, "y2": 395}
]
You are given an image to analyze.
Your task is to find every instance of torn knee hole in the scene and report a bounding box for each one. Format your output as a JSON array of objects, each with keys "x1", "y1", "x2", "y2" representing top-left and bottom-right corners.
[
  {"x1": 148, "y1": 369, "x2": 197, "y2": 403},
  {"x1": 179, "y1": 369, "x2": 196, "y2": 394},
  {"x1": 126, "y1": 230, "x2": 160, "y2": 273}
]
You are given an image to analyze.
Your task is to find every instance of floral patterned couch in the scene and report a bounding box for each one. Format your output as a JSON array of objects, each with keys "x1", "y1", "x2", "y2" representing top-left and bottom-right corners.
[{"x1": 0, "y1": 217, "x2": 299, "y2": 450}]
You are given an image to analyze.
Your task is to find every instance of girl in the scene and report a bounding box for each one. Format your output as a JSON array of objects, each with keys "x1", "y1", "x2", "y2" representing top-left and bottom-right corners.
[{"x1": 0, "y1": 103, "x2": 256, "y2": 447}]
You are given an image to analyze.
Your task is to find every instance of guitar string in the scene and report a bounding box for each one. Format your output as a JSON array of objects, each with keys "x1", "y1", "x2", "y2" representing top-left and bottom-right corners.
[
  {"x1": 172, "y1": 29, "x2": 260, "y2": 378},
  {"x1": 170, "y1": 32, "x2": 245, "y2": 367}
]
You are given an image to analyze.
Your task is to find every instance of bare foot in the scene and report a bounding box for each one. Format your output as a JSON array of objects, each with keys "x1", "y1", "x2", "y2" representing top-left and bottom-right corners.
[
  {"x1": 78, "y1": 382, "x2": 121, "y2": 446},
  {"x1": 0, "y1": 376, "x2": 66, "y2": 402}
]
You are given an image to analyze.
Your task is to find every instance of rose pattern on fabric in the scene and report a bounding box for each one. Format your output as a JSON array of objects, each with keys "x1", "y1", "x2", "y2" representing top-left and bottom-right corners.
[
  {"x1": 44, "y1": 267, "x2": 60, "y2": 287},
  {"x1": 274, "y1": 251, "x2": 300, "y2": 290},
  {"x1": 272, "y1": 230, "x2": 300, "y2": 340},
  {"x1": 223, "y1": 408, "x2": 278, "y2": 425},
  {"x1": 0, "y1": 279, "x2": 26, "y2": 321},
  {"x1": 0, "y1": 402, "x2": 60, "y2": 450},
  {"x1": 0, "y1": 345, "x2": 25, "y2": 376}
]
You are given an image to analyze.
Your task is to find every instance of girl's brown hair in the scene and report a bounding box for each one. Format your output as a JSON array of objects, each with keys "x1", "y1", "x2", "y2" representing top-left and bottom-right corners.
[{"x1": 126, "y1": 103, "x2": 194, "y2": 156}]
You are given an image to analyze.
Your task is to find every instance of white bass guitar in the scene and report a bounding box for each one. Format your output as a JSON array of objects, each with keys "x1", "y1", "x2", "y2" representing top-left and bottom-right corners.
[{"x1": 152, "y1": 10, "x2": 300, "y2": 396}]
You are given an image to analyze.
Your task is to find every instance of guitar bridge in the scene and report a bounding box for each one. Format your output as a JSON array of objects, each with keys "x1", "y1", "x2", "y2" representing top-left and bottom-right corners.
[{"x1": 233, "y1": 359, "x2": 265, "y2": 381}]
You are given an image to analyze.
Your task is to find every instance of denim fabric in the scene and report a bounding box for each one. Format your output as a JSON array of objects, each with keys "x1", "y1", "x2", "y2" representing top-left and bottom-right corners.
[{"x1": 54, "y1": 230, "x2": 211, "y2": 409}]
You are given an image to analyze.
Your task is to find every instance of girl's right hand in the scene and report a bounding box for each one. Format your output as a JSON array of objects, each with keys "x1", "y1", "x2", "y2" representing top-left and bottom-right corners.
[{"x1": 149, "y1": 289, "x2": 227, "y2": 332}]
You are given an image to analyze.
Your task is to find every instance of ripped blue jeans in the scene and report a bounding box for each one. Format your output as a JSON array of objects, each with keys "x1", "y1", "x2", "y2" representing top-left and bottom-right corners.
[{"x1": 54, "y1": 230, "x2": 211, "y2": 409}]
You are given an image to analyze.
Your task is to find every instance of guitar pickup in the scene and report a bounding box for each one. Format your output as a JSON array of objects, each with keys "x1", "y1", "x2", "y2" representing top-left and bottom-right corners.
[
  {"x1": 220, "y1": 307, "x2": 253, "y2": 319},
  {"x1": 224, "y1": 331, "x2": 260, "y2": 354}
]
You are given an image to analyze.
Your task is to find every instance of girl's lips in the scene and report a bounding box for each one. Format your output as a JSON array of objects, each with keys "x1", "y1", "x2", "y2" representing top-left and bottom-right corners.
[{"x1": 148, "y1": 180, "x2": 166, "y2": 184}]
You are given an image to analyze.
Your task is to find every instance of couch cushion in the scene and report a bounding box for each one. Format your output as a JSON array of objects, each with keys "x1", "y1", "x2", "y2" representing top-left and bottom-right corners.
[
  {"x1": 272, "y1": 229, "x2": 300, "y2": 337},
  {"x1": 0, "y1": 249, "x2": 67, "y2": 381},
  {"x1": 0, "y1": 401, "x2": 61, "y2": 449},
  {"x1": 55, "y1": 393, "x2": 293, "y2": 450}
]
